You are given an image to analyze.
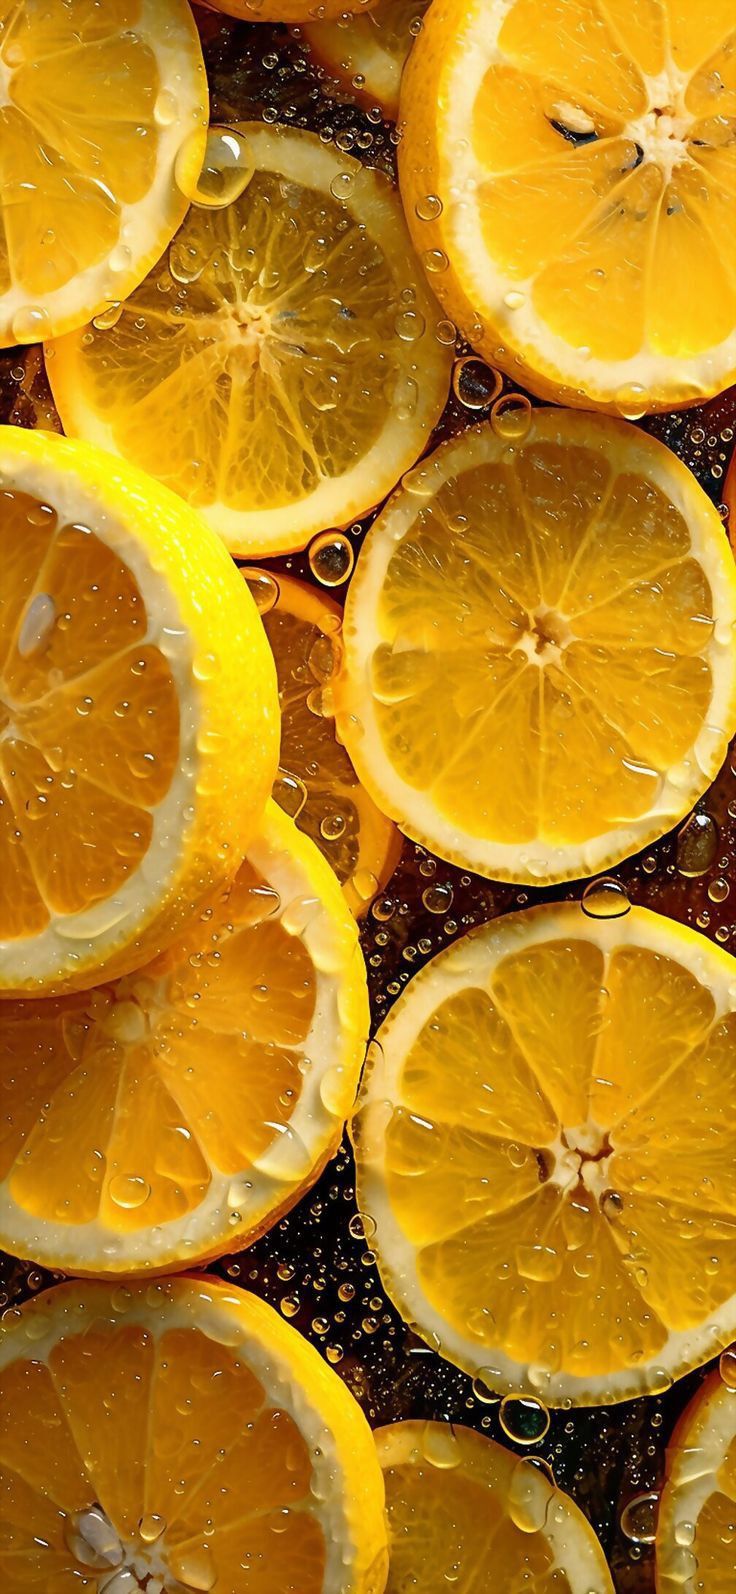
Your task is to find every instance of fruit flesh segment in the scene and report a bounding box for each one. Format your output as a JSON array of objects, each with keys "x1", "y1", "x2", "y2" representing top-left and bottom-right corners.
[
  {"x1": 386, "y1": 937, "x2": 736, "y2": 1378},
  {"x1": 374, "y1": 442, "x2": 712, "y2": 848}
]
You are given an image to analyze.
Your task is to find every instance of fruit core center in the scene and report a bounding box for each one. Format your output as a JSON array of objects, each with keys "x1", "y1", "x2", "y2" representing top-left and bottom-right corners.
[
  {"x1": 627, "y1": 72, "x2": 694, "y2": 178},
  {"x1": 515, "y1": 606, "x2": 572, "y2": 665},
  {"x1": 543, "y1": 1125, "x2": 614, "y2": 1196}
]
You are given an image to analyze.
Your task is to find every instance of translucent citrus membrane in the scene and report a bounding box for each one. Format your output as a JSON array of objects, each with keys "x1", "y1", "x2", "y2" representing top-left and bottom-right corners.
[
  {"x1": 384, "y1": 936, "x2": 736, "y2": 1380},
  {"x1": 0, "y1": 853, "x2": 315, "y2": 1234},
  {"x1": 372, "y1": 440, "x2": 713, "y2": 848},
  {"x1": 0, "y1": 1, "x2": 161, "y2": 299},
  {"x1": 0, "y1": 489, "x2": 179, "y2": 935},
  {"x1": 467, "y1": 0, "x2": 736, "y2": 361},
  {"x1": 0, "y1": 1322, "x2": 325, "y2": 1593},
  {"x1": 302, "y1": 0, "x2": 430, "y2": 119}
]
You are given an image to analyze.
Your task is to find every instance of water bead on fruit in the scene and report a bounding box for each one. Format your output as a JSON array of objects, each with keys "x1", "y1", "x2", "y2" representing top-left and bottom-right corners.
[
  {"x1": 308, "y1": 531, "x2": 355, "y2": 587},
  {"x1": 452, "y1": 355, "x2": 504, "y2": 410},
  {"x1": 177, "y1": 126, "x2": 255, "y2": 209},
  {"x1": 490, "y1": 392, "x2": 533, "y2": 442},
  {"x1": 498, "y1": 1395, "x2": 551, "y2": 1444},
  {"x1": 581, "y1": 879, "x2": 631, "y2": 920},
  {"x1": 620, "y1": 1492, "x2": 660, "y2": 1545}
]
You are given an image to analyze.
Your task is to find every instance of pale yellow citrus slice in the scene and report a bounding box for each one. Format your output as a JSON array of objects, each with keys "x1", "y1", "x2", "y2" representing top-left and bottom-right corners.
[
  {"x1": 0, "y1": 426, "x2": 278, "y2": 996},
  {"x1": 335, "y1": 408, "x2": 736, "y2": 885},
  {"x1": 657, "y1": 1367, "x2": 736, "y2": 1593},
  {"x1": 377, "y1": 1420, "x2": 614, "y2": 1593},
  {"x1": 46, "y1": 121, "x2": 452, "y2": 559},
  {"x1": 246, "y1": 568, "x2": 401, "y2": 915},
  {"x1": 0, "y1": 0, "x2": 208, "y2": 347},
  {"x1": 400, "y1": 0, "x2": 736, "y2": 413},
  {"x1": 206, "y1": 0, "x2": 378, "y2": 20},
  {"x1": 354, "y1": 901, "x2": 736, "y2": 1406},
  {"x1": 0, "y1": 801, "x2": 368, "y2": 1276},
  {"x1": 0, "y1": 1276, "x2": 388, "y2": 1594},
  {"x1": 303, "y1": 2, "x2": 430, "y2": 121}
]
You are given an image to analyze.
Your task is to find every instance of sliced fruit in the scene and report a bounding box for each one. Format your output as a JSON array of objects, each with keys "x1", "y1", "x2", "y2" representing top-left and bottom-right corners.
[
  {"x1": 0, "y1": 801, "x2": 368, "y2": 1275},
  {"x1": 303, "y1": 1, "x2": 430, "y2": 122},
  {"x1": 47, "y1": 121, "x2": 452, "y2": 558},
  {"x1": 0, "y1": 426, "x2": 278, "y2": 995},
  {"x1": 354, "y1": 902, "x2": 736, "y2": 1406},
  {"x1": 335, "y1": 408, "x2": 736, "y2": 885},
  {"x1": 400, "y1": 0, "x2": 736, "y2": 412},
  {"x1": 377, "y1": 1420, "x2": 613, "y2": 1592},
  {"x1": 657, "y1": 1366, "x2": 736, "y2": 1593},
  {"x1": 0, "y1": 0, "x2": 207, "y2": 347},
  {"x1": 206, "y1": 0, "x2": 378, "y2": 19},
  {"x1": 0, "y1": 1276, "x2": 388, "y2": 1594}
]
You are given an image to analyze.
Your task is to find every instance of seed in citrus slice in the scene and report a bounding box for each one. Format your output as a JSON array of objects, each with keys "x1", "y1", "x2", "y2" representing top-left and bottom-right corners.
[
  {"x1": 400, "y1": 0, "x2": 736, "y2": 413},
  {"x1": 47, "y1": 121, "x2": 452, "y2": 559},
  {"x1": 0, "y1": 801, "x2": 368, "y2": 1276},
  {"x1": 0, "y1": 1276, "x2": 388, "y2": 1594},
  {"x1": 335, "y1": 408, "x2": 736, "y2": 885},
  {"x1": 0, "y1": 0, "x2": 208, "y2": 347},
  {"x1": 302, "y1": 1, "x2": 430, "y2": 122},
  {"x1": 246, "y1": 568, "x2": 401, "y2": 915},
  {"x1": 0, "y1": 426, "x2": 278, "y2": 996},
  {"x1": 656, "y1": 1367, "x2": 736, "y2": 1593},
  {"x1": 377, "y1": 1420, "x2": 613, "y2": 1592},
  {"x1": 354, "y1": 901, "x2": 736, "y2": 1406}
]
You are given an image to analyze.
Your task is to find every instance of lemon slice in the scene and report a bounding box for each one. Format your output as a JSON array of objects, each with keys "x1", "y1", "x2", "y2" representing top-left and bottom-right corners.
[
  {"x1": 400, "y1": 0, "x2": 736, "y2": 412},
  {"x1": 0, "y1": 0, "x2": 207, "y2": 347},
  {"x1": 0, "y1": 802, "x2": 368, "y2": 1276},
  {"x1": 377, "y1": 1420, "x2": 613, "y2": 1592},
  {"x1": 47, "y1": 121, "x2": 452, "y2": 559},
  {"x1": 335, "y1": 408, "x2": 736, "y2": 885},
  {"x1": 0, "y1": 1277, "x2": 388, "y2": 1594},
  {"x1": 657, "y1": 1367, "x2": 736, "y2": 1593},
  {"x1": 354, "y1": 901, "x2": 736, "y2": 1406},
  {"x1": 0, "y1": 426, "x2": 278, "y2": 995},
  {"x1": 303, "y1": 2, "x2": 430, "y2": 121}
]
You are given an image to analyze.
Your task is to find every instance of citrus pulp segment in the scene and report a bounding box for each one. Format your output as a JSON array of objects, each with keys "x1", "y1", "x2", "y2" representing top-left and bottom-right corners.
[
  {"x1": 0, "y1": 1276, "x2": 388, "y2": 1594},
  {"x1": 377, "y1": 1420, "x2": 614, "y2": 1593},
  {"x1": 302, "y1": 1, "x2": 430, "y2": 122},
  {"x1": 400, "y1": 0, "x2": 736, "y2": 412},
  {"x1": 47, "y1": 121, "x2": 452, "y2": 558},
  {"x1": 354, "y1": 902, "x2": 736, "y2": 1406},
  {"x1": 0, "y1": 801, "x2": 368, "y2": 1276},
  {"x1": 656, "y1": 1367, "x2": 736, "y2": 1593},
  {"x1": 0, "y1": 426, "x2": 278, "y2": 995},
  {"x1": 335, "y1": 408, "x2": 736, "y2": 885},
  {"x1": 0, "y1": 0, "x2": 208, "y2": 346}
]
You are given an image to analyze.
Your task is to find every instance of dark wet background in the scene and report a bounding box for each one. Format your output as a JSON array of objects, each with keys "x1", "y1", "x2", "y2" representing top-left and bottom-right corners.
[{"x1": 2, "y1": 10, "x2": 736, "y2": 1589}]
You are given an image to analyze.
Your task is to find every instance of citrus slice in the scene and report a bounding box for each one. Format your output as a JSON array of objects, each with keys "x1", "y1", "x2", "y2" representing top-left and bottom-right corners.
[
  {"x1": 206, "y1": 0, "x2": 378, "y2": 20},
  {"x1": 0, "y1": 1276, "x2": 388, "y2": 1594},
  {"x1": 0, "y1": 426, "x2": 278, "y2": 996},
  {"x1": 303, "y1": 2, "x2": 430, "y2": 122},
  {"x1": 46, "y1": 121, "x2": 452, "y2": 559},
  {"x1": 335, "y1": 408, "x2": 736, "y2": 885},
  {"x1": 246, "y1": 568, "x2": 401, "y2": 915},
  {"x1": 400, "y1": 0, "x2": 736, "y2": 413},
  {"x1": 0, "y1": 0, "x2": 208, "y2": 347},
  {"x1": 377, "y1": 1420, "x2": 614, "y2": 1592},
  {"x1": 354, "y1": 901, "x2": 736, "y2": 1406},
  {"x1": 656, "y1": 1367, "x2": 736, "y2": 1593},
  {"x1": 0, "y1": 801, "x2": 368, "y2": 1276}
]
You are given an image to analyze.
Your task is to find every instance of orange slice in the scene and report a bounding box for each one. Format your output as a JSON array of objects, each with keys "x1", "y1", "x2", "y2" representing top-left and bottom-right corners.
[
  {"x1": 303, "y1": 1, "x2": 430, "y2": 121},
  {"x1": 0, "y1": 1276, "x2": 388, "y2": 1594},
  {"x1": 657, "y1": 1366, "x2": 736, "y2": 1593}
]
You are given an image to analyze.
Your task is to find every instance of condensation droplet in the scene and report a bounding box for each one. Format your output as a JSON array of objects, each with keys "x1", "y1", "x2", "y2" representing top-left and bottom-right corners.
[
  {"x1": 108, "y1": 1174, "x2": 151, "y2": 1210},
  {"x1": 677, "y1": 812, "x2": 718, "y2": 877},
  {"x1": 178, "y1": 126, "x2": 254, "y2": 209},
  {"x1": 452, "y1": 355, "x2": 503, "y2": 410},
  {"x1": 498, "y1": 1395, "x2": 550, "y2": 1444},
  {"x1": 620, "y1": 1491, "x2": 660, "y2": 1544},
  {"x1": 581, "y1": 877, "x2": 631, "y2": 919},
  {"x1": 490, "y1": 392, "x2": 532, "y2": 442},
  {"x1": 308, "y1": 532, "x2": 354, "y2": 587}
]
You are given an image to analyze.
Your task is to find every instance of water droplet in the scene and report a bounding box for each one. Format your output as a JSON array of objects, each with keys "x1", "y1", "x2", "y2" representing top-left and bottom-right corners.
[
  {"x1": 320, "y1": 812, "x2": 346, "y2": 841},
  {"x1": 421, "y1": 1423, "x2": 462, "y2": 1469},
  {"x1": 308, "y1": 532, "x2": 354, "y2": 586},
  {"x1": 169, "y1": 1546, "x2": 216, "y2": 1591},
  {"x1": 415, "y1": 193, "x2": 443, "y2": 221},
  {"x1": 499, "y1": 1395, "x2": 550, "y2": 1444},
  {"x1": 109, "y1": 243, "x2": 132, "y2": 275},
  {"x1": 452, "y1": 355, "x2": 503, "y2": 410},
  {"x1": 242, "y1": 567, "x2": 280, "y2": 615},
  {"x1": 138, "y1": 1513, "x2": 166, "y2": 1544},
  {"x1": 273, "y1": 770, "x2": 308, "y2": 820},
  {"x1": 422, "y1": 882, "x2": 454, "y2": 914},
  {"x1": 677, "y1": 812, "x2": 718, "y2": 877},
  {"x1": 154, "y1": 88, "x2": 178, "y2": 127},
  {"x1": 709, "y1": 876, "x2": 730, "y2": 904},
  {"x1": 504, "y1": 289, "x2": 526, "y2": 310},
  {"x1": 491, "y1": 392, "x2": 532, "y2": 442},
  {"x1": 620, "y1": 1491, "x2": 659, "y2": 1544},
  {"x1": 581, "y1": 878, "x2": 631, "y2": 919},
  {"x1": 329, "y1": 169, "x2": 354, "y2": 202},
  {"x1": 720, "y1": 1347, "x2": 736, "y2": 1388},
  {"x1": 615, "y1": 383, "x2": 649, "y2": 420},
  {"x1": 178, "y1": 126, "x2": 254, "y2": 209},
  {"x1": 12, "y1": 304, "x2": 51, "y2": 342},
  {"x1": 508, "y1": 1457, "x2": 555, "y2": 1533},
  {"x1": 601, "y1": 1189, "x2": 624, "y2": 1221},
  {"x1": 471, "y1": 1368, "x2": 499, "y2": 1404},
  {"x1": 92, "y1": 300, "x2": 124, "y2": 330},
  {"x1": 394, "y1": 309, "x2": 426, "y2": 342},
  {"x1": 108, "y1": 1174, "x2": 151, "y2": 1210}
]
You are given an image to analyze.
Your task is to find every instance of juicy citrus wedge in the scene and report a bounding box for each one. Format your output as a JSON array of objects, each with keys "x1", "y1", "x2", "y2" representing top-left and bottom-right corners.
[
  {"x1": 354, "y1": 902, "x2": 736, "y2": 1406},
  {"x1": 303, "y1": 1, "x2": 430, "y2": 122},
  {"x1": 0, "y1": 1277, "x2": 388, "y2": 1594},
  {"x1": 0, "y1": 426, "x2": 278, "y2": 996},
  {"x1": 0, "y1": 0, "x2": 208, "y2": 347},
  {"x1": 246, "y1": 568, "x2": 401, "y2": 915},
  {"x1": 0, "y1": 801, "x2": 368, "y2": 1276},
  {"x1": 335, "y1": 408, "x2": 736, "y2": 885},
  {"x1": 377, "y1": 1421, "x2": 613, "y2": 1593},
  {"x1": 206, "y1": 0, "x2": 378, "y2": 20},
  {"x1": 47, "y1": 121, "x2": 452, "y2": 559},
  {"x1": 400, "y1": 0, "x2": 736, "y2": 413},
  {"x1": 657, "y1": 1367, "x2": 736, "y2": 1593}
]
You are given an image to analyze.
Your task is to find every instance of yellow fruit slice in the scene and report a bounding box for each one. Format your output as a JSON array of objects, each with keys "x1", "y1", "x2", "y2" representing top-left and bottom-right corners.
[
  {"x1": 0, "y1": 1276, "x2": 388, "y2": 1594},
  {"x1": 377, "y1": 1420, "x2": 613, "y2": 1592},
  {"x1": 335, "y1": 408, "x2": 736, "y2": 885},
  {"x1": 354, "y1": 901, "x2": 736, "y2": 1406},
  {"x1": 206, "y1": 0, "x2": 377, "y2": 19},
  {"x1": 400, "y1": 0, "x2": 736, "y2": 413},
  {"x1": 0, "y1": 801, "x2": 368, "y2": 1276},
  {"x1": 0, "y1": 426, "x2": 278, "y2": 995},
  {"x1": 0, "y1": 0, "x2": 208, "y2": 347},
  {"x1": 247, "y1": 568, "x2": 401, "y2": 915},
  {"x1": 657, "y1": 1367, "x2": 736, "y2": 1593},
  {"x1": 47, "y1": 121, "x2": 452, "y2": 558},
  {"x1": 303, "y1": 1, "x2": 430, "y2": 121}
]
